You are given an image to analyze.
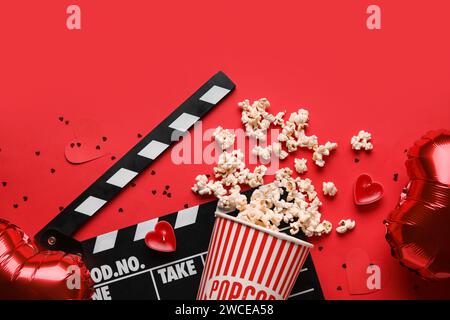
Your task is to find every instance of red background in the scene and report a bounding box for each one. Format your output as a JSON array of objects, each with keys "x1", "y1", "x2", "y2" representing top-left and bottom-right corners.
[{"x1": 1, "y1": 0, "x2": 450, "y2": 299}]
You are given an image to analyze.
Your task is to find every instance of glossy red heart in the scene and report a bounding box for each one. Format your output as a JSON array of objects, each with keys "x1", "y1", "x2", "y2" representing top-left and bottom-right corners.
[
  {"x1": 145, "y1": 221, "x2": 176, "y2": 252},
  {"x1": 354, "y1": 174, "x2": 384, "y2": 205},
  {"x1": 0, "y1": 219, "x2": 93, "y2": 299}
]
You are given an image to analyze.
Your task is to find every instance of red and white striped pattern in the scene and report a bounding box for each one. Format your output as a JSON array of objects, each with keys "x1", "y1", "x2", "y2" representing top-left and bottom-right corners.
[{"x1": 197, "y1": 213, "x2": 312, "y2": 300}]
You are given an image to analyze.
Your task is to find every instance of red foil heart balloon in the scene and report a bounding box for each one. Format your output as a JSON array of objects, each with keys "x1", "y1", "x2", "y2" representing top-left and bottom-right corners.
[
  {"x1": 0, "y1": 218, "x2": 93, "y2": 299},
  {"x1": 145, "y1": 221, "x2": 176, "y2": 252},
  {"x1": 354, "y1": 174, "x2": 384, "y2": 205},
  {"x1": 386, "y1": 130, "x2": 450, "y2": 280}
]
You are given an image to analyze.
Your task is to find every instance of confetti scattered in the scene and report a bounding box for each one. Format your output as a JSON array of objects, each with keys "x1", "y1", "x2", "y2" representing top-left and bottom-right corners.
[
  {"x1": 151, "y1": 190, "x2": 157, "y2": 195},
  {"x1": 354, "y1": 158, "x2": 360, "y2": 163},
  {"x1": 35, "y1": 151, "x2": 40, "y2": 156},
  {"x1": 118, "y1": 208, "x2": 124, "y2": 213},
  {"x1": 393, "y1": 173, "x2": 399, "y2": 182},
  {"x1": 50, "y1": 168, "x2": 56, "y2": 174}
]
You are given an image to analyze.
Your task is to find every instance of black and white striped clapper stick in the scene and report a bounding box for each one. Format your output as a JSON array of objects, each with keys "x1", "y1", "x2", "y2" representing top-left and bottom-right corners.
[{"x1": 35, "y1": 71, "x2": 235, "y2": 253}]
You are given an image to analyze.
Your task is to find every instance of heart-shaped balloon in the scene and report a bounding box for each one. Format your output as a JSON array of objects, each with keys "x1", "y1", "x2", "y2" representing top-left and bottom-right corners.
[
  {"x1": 145, "y1": 221, "x2": 176, "y2": 252},
  {"x1": 386, "y1": 130, "x2": 450, "y2": 280},
  {"x1": 354, "y1": 174, "x2": 384, "y2": 205},
  {"x1": 0, "y1": 218, "x2": 93, "y2": 299}
]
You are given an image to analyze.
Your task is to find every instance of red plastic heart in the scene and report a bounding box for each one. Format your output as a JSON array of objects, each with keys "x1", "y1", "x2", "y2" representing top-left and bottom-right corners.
[
  {"x1": 354, "y1": 174, "x2": 384, "y2": 205},
  {"x1": 145, "y1": 221, "x2": 176, "y2": 252},
  {"x1": 0, "y1": 219, "x2": 93, "y2": 299}
]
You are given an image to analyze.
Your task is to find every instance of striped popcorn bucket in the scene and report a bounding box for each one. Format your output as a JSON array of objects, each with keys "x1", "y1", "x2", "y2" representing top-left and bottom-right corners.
[{"x1": 197, "y1": 212, "x2": 313, "y2": 300}]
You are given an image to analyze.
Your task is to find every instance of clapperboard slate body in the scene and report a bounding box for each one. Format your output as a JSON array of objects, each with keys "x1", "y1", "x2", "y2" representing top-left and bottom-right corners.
[{"x1": 82, "y1": 191, "x2": 324, "y2": 300}]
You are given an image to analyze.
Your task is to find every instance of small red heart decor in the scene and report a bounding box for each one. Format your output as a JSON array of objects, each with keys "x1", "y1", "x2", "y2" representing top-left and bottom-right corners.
[
  {"x1": 354, "y1": 174, "x2": 384, "y2": 205},
  {"x1": 0, "y1": 219, "x2": 93, "y2": 299},
  {"x1": 145, "y1": 221, "x2": 176, "y2": 252},
  {"x1": 64, "y1": 118, "x2": 109, "y2": 164},
  {"x1": 345, "y1": 248, "x2": 380, "y2": 295}
]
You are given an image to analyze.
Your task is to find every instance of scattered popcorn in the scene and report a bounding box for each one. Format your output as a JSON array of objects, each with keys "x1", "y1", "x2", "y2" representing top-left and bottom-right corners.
[
  {"x1": 336, "y1": 219, "x2": 356, "y2": 234},
  {"x1": 213, "y1": 126, "x2": 235, "y2": 150},
  {"x1": 294, "y1": 158, "x2": 308, "y2": 174},
  {"x1": 322, "y1": 181, "x2": 337, "y2": 196},
  {"x1": 193, "y1": 98, "x2": 352, "y2": 239},
  {"x1": 312, "y1": 141, "x2": 338, "y2": 167},
  {"x1": 351, "y1": 130, "x2": 373, "y2": 151}
]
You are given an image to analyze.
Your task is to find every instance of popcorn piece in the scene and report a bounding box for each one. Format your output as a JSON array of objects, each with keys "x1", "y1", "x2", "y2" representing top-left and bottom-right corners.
[
  {"x1": 218, "y1": 185, "x2": 248, "y2": 211},
  {"x1": 336, "y1": 219, "x2": 356, "y2": 234},
  {"x1": 213, "y1": 126, "x2": 235, "y2": 150},
  {"x1": 297, "y1": 130, "x2": 318, "y2": 150},
  {"x1": 246, "y1": 165, "x2": 267, "y2": 188},
  {"x1": 252, "y1": 145, "x2": 272, "y2": 161},
  {"x1": 322, "y1": 181, "x2": 337, "y2": 196},
  {"x1": 272, "y1": 112, "x2": 286, "y2": 126},
  {"x1": 294, "y1": 158, "x2": 308, "y2": 174},
  {"x1": 312, "y1": 142, "x2": 337, "y2": 167},
  {"x1": 288, "y1": 109, "x2": 309, "y2": 129},
  {"x1": 214, "y1": 150, "x2": 245, "y2": 179},
  {"x1": 351, "y1": 130, "x2": 373, "y2": 151},
  {"x1": 191, "y1": 175, "x2": 226, "y2": 197},
  {"x1": 271, "y1": 142, "x2": 288, "y2": 160},
  {"x1": 239, "y1": 98, "x2": 274, "y2": 141},
  {"x1": 191, "y1": 174, "x2": 211, "y2": 195}
]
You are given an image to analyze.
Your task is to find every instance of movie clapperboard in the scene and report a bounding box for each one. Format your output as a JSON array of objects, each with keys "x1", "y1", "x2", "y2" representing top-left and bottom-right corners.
[
  {"x1": 35, "y1": 71, "x2": 324, "y2": 300},
  {"x1": 82, "y1": 193, "x2": 324, "y2": 300}
]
